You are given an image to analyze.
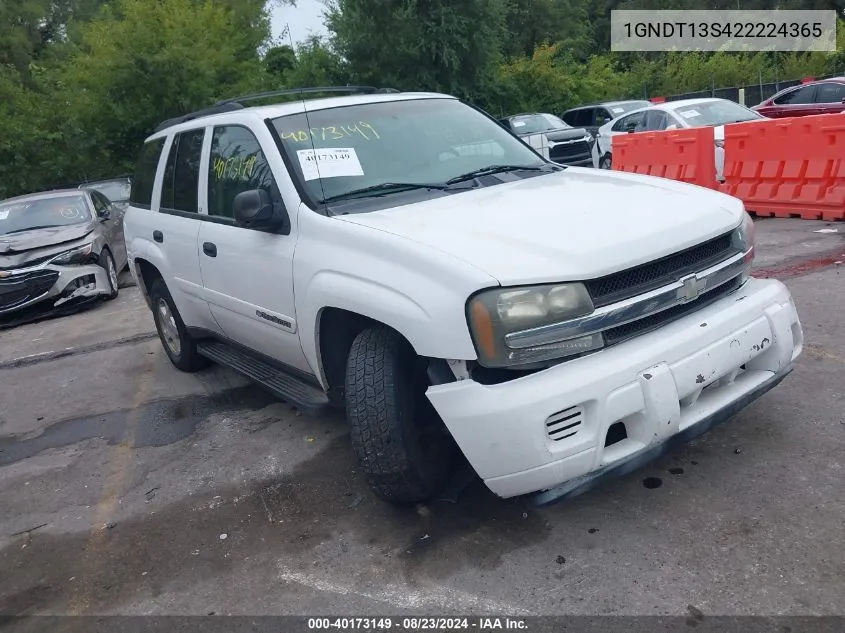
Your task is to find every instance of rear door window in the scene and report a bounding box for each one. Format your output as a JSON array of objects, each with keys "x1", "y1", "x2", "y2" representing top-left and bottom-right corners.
[
  {"x1": 644, "y1": 110, "x2": 670, "y2": 131},
  {"x1": 773, "y1": 85, "x2": 816, "y2": 105},
  {"x1": 816, "y1": 82, "x2": 845, "y2": 103},
  {"x1": 574, "y1": 109, "x2": 594, "y2": 127},
  {"x1": 160, "y1": 129, "x2": 205, "y2": 214},
  {"x1": 130, "y1": 138, "x2": 165, "y2": 209}
]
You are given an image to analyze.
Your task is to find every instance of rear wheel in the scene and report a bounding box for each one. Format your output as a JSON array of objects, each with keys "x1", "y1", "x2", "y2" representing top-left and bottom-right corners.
[
  {"x1": 345, "y1": 327, "x2": 459, "y2": 504},
  {"x1": 149, "y1": 278, "x2": 209, "y2": 372}
]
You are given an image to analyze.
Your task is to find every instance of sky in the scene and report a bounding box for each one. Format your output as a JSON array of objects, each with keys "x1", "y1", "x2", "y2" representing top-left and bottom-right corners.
[{"x1": 269, "y1": 0, "x2": 329, "y2": 45}]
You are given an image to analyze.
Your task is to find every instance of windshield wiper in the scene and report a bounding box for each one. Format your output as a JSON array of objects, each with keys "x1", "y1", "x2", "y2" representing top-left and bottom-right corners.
[
  {"x1": 320, "y1": 182, "x2": 447, "y2": 204},
  {"x1": 445, "y1": 164, "x2": 548, "y2": 186},
  {"x1": 2, "y1": 225, "x2": 59, "y2": 234}
]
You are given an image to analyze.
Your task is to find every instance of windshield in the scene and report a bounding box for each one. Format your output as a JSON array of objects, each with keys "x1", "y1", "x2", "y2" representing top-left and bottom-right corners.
[
  {"x1": 88, "y1": 180, "x2": 131, "y2": 202},
  {"x1": 271, "y1": 98, "x2": 547, "y2": 206},
  {"x1": 0, "y1": 194, "x2": 92, "y2": 235},
  {"x1": 673, "y1": 101, "x2": 763, "y2": 126},
  {"x1": 508, "y1": 113, "x2": 569, "y2": 134}
]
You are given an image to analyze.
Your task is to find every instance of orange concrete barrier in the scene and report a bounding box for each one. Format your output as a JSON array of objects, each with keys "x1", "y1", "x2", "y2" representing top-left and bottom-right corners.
[
  {"x1": 612, "y1": 127, "x2": 717, "y2": 189},
  {"x1": 719, "y1": 114, "x2": 845, "y2": 221}
]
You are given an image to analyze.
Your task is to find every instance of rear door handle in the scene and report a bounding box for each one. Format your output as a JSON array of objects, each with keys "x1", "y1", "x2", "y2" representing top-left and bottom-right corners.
[
  {"x1": 152, "y1": 230, "x2": 163, "y2": 243},
  {"x1": 202, "y1": 242, "x2": 217, "y2": 257}
]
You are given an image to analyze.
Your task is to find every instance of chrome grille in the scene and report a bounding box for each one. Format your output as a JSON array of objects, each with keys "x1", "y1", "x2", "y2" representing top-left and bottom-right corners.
[
  {"x1": 603, "y1": 276, "x2": 742, "y2": 346},
  {"x1": 585, "y1": 232, "x2": 735, "y2": 308}
]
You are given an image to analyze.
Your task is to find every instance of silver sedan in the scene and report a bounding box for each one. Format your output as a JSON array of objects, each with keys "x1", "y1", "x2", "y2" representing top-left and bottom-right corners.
[{"x1": 0, "y1": 188, "x2": 128, "y2": 325}]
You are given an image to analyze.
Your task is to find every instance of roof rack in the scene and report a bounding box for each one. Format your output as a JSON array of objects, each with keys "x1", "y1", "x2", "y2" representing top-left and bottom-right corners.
[
  {"x1": 215, "y1": 85, "x2": 400, "y2": 106},
  {"x1": 153, "y1": 102, "x2": 245, "y2": 133},
  {"x1": 153, "y1": 86, "x2": 401, "y2": 133}
]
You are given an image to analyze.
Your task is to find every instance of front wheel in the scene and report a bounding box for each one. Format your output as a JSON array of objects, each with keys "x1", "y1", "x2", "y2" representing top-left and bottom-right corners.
[
  {"x1": 345, "y1": 327, "x2": 459, "y2": 504},
  {"x1": 149, "y1": 278, "x2": 209, "y2": 372},
  {"x1": 599, "y1": 153, "x2": 612, "y2": 170},
  {"x1": 99, "y1": 249, "x2": 119, "y2": 300}
]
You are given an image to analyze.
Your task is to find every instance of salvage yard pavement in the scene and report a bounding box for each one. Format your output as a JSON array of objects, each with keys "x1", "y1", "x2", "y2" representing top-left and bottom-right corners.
[{"x1": 0, "y1": 219, "x2": 843, "y2": 616}]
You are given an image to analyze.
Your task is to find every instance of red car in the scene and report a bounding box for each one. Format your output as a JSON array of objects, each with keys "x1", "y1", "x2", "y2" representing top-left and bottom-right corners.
[{"x1": 753, "y1": 77, "x2": 845, "y2": 118}]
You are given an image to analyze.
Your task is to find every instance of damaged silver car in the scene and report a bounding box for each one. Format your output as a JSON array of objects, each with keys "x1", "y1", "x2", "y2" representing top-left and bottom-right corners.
[{"x1": 0, "y1": 189, "x2": 127, "y2": 325}]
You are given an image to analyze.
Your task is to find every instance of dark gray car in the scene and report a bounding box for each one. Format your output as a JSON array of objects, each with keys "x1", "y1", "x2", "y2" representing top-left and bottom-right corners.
[
  {"x1": 0, "y1": 188, "x2": 127, "y2": 324},
  {"x1": 78, "y1": 176, "x2": 132, "y2": 213}
]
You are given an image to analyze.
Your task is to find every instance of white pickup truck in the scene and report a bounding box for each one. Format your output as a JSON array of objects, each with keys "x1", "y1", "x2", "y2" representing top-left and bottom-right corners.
[{"x1": 123, "y1": 87, "x2": 803, "y2": 506}]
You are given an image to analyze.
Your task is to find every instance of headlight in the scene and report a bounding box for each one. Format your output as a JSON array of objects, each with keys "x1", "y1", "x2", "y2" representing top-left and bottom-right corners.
[
  {"x1": 467, "y1": 283, "x2": 602, "y2": 367},
  {"x1": 731, "y1": 211, "x2": 755, "y2": 282},
  {"x1": 50, "y1": 243, "x2": 94, "y2": 266}
]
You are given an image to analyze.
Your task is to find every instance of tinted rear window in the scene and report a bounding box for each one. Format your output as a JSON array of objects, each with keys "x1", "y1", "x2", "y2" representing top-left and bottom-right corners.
[
  {"x1": 161, "y1": 129, "x2": 205, "y2": 213},
  {"x1": 130, "y1": 138, "x2": 165, "y2": 209}
]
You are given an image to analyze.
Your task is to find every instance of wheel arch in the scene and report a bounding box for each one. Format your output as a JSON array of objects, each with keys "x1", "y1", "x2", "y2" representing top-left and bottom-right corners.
[
  {"x1": 315, "y1": 306, "x2": 416, "y2": 406},
  {"x1": 133, "y1": 257, "x2": 164, "y2": 309}
]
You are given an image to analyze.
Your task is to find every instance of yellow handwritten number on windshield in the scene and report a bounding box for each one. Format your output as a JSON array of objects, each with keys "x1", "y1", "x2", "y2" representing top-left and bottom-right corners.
[{"x1": 280, "y1": 122, "x2": 380, "y2": 144}]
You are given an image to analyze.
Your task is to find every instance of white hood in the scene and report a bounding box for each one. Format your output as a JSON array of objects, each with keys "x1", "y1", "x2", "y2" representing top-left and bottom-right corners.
[{"x1": 337, "y1": 167, "x2": 744, "y2": 286}]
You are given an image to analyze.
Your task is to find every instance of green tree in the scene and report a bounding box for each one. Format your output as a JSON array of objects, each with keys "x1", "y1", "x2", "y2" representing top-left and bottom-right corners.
[
  {"x1": 265, "y1": 45, "x2": 298, "y2": 79},
  {"x1": 286, "y1": 37, "x2": 349, "y2": 86},
  {"x1": 327, "y1": 0, "x2": 507, "y2": 99},
  {"x1": 59, "y1": 0, "x2": 271, "y2": 180}
]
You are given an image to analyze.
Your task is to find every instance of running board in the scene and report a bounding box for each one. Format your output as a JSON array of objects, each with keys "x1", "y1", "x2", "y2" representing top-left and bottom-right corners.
[{"x1": 196, "y1": 340, "x2": 330, "y2": 416}]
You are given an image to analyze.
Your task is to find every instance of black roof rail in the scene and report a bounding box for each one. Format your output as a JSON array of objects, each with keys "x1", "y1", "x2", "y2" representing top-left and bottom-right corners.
[
  {"x1": 214, "y1": 85, "x2": 400, "y2": 106},
  {"x1": 152, "y1": 86, "x2": 400, "y2": 134},
  {"x1": 153, "y1": 102, "x2": 245, "y2": 133}
]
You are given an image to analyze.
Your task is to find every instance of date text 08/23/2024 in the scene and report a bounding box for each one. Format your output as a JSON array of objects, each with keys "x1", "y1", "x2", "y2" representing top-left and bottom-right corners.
[{"x1": 306, "y1": 617, "x2": 528, "y2": 631}]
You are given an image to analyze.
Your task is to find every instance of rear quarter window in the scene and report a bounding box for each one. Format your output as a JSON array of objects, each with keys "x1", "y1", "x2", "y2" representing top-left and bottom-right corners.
[{"x1": 130, "y1": 137, "x2": 166, "y2": 209}]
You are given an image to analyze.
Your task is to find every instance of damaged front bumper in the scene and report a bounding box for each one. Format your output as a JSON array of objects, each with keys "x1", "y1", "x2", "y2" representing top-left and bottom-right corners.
[
  {"x1": 426, "y1": 277, "x2": 803, "y2": 502},
  {"x1": 0, "y1": 262, "x2": 111, "y2": 321}
]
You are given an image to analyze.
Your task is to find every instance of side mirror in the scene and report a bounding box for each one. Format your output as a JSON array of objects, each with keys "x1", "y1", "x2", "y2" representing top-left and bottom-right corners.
[
  {"x1": 98, "y1": 209, "x2": 111, "y2": 221},
  {"x1": 233, "y1": 189, "x2": 288, "y2": 233}
]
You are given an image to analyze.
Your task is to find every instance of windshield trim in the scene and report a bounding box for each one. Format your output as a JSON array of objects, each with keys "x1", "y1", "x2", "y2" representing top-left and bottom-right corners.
[{"x1": 268, "y1": 97, "x2": 554, "y2": 217}]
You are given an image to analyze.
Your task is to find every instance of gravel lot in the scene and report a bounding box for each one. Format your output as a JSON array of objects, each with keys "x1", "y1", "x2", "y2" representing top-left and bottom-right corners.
[{"x1": 1, "y1": 218, "x2": 843, "y2": 618}]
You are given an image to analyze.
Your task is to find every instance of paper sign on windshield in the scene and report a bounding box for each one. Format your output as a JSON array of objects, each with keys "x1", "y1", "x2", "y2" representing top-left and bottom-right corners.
[
  {"x1": 612, "y1": 107, "x2": 625, "y2": 114},
  {"x1": 297, "y1": 148, "x2": 364, "y2": 181},
  {"x1": 513, "y1": 121, "x2": 526, "y2": 127},
  {"x1": 679, "y1": 109, "x2": 701, "y2": 118},
  {"x1": 0, "y1": 210, "x2": 9, "y2": 220}
]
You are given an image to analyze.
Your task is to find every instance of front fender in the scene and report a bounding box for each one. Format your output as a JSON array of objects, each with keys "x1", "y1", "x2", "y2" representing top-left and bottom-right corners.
[{"x1": 299, "y1": 270, "x2": 480, "y2": 387}]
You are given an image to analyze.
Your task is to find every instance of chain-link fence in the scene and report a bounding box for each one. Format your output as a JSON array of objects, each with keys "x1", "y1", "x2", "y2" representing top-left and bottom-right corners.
[{"x1": 660, "y1": 71, "x2": 843, "y2": 106}]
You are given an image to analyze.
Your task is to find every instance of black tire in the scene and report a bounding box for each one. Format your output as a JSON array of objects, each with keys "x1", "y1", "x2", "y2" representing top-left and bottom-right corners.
[
  {"x1": 148, "y1": 278, "x2": 209, "y2": 372},
  {"x1": 345, "y1": 326, "x2": 459, "y2": 504},
  {"x1": 599, "y1": 153, "x2": 612, "y2": 170},
  {"x1": 99, "y1": 249, "x2": 119, "y2": 300}
]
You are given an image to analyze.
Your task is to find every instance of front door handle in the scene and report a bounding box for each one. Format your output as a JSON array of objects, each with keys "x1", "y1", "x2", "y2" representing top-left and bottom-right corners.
[
  {"x1": 202, "y1": 242, "x2": 217, "y2": 257},
  {"x1": 153, "y1": 230, "x2": 163, "y2": 243}
]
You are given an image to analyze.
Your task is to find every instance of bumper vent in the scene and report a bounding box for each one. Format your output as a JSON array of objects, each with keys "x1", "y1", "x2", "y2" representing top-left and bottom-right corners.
[{"x1": 546, "y1": 405, "x2": 584, "y2": 441}]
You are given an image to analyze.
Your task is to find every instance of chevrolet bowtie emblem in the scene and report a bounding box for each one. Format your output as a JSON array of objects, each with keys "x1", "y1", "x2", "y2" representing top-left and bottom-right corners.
[{"x1": 677, "y1": 274, "x2": 706, "y2": 303}]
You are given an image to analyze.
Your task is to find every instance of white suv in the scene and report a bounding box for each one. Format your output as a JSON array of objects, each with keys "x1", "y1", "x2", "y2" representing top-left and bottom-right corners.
[{"x1": 124, "y1": 87, "x2": 803, "y2": 506}]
